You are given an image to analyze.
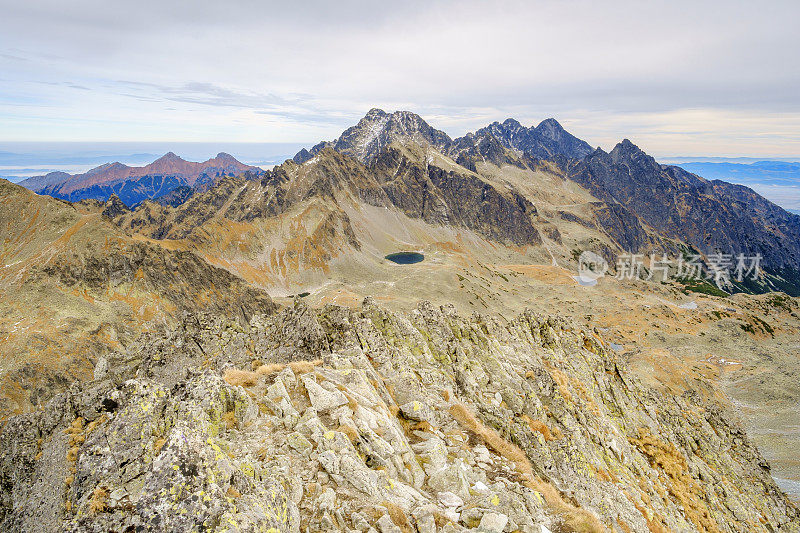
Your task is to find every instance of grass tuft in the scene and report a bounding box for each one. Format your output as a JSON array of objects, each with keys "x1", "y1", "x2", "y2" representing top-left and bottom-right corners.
[
  {"x1": 449, "y1": 402, "x2": 606, "y2": 533},
  {"x1": 383, "y1": 501, "x2": 413, "y2": 533},
  {"x1": 88, "y1": 485, "x2": 109, "y2": 514},
  {"x1": 223, "y1": 368, "x2": 259, "y2": 387},
  {"x1": 522, "y1": 414, "x2": 554, "y2": 441}
]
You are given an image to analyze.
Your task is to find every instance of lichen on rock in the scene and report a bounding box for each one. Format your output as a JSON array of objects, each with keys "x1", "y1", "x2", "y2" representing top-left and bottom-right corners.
[{"x1": 0, "y1": 299, "x2": 796, "y2": 532}]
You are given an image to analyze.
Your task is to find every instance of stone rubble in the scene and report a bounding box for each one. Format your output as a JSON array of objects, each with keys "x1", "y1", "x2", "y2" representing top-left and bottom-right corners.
[{"x1": 0, "y1": 299, "x2": 796, "y2": 532}]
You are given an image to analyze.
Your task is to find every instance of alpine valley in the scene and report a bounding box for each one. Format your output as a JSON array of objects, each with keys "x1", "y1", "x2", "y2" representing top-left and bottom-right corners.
[{"x1": 2, "y1": 109, "x2": 800, "y2": 533}]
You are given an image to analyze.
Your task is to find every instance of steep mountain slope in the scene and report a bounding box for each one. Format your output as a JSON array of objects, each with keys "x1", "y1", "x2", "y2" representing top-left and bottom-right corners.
[
  {"x1": 0, "y1": 179, "x2": 275, "y2": 417},
  {"x1": 0, "y1": 300, "x2": 796, "y2": 532},
  {"x1": 19, "y1": 152, "x2": 262, "y2": 206},
  {"x1": 568, "y1": 140, "x2": 800, "y2": 293}
]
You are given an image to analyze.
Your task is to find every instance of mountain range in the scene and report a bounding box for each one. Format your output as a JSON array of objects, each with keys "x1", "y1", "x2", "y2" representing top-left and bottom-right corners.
[
  {"x1": 18, "y1": 151, "x2": 262, "y2": 207},
  {"x1": 16, "y1": 108, "x2": 800, "y2": 295},
  {"x1": 293, "y1": 108, "x2": 593, "y2": 166},
  {"x1": 2, "y1": 109, "x2": 800, "y2": 532}
]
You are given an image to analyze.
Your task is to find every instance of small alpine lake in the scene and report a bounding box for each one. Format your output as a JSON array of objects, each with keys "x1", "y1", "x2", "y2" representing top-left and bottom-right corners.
[{"x1": 385, "y1": 252, "x2": 424, "y2": 264}]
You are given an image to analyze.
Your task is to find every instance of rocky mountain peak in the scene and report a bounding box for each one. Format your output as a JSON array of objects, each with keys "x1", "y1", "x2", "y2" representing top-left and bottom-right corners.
[
  {"x1": 214, "y1": 152, "x2": 237, "y2": 162},
  {"x1": 84, "y1": 161, "x2": 129, "y2": 177},
  {"x1": 470, "y1": 116, "x2": 593, "y2": 160},
  {"x1": 299, "y1": 109, "x2": 452, "y2": 164},
  {"x1": 364, "y1": 107, "x2": 389, "y2": 119},
  {"x1": 609, "y1": 139, "x2": 660, "y2": 172},
  {"x1": 102, "y1": 193, "x2": 130, "y2": 216},
  {"x1": 501, "y1": 117, "x2": 523, "y2": 129},
  {"x1": 535, "y1": 118, "x2": 566, "y2": 138},
  {"x1": 157, "y1": 151, "x2": 183, "y2": 162}
]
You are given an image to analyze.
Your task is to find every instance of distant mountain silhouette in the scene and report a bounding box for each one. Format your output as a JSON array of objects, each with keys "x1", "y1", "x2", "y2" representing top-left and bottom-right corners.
[{"x1": 19, "y1": 152, "x2": 262, "y2": 206}]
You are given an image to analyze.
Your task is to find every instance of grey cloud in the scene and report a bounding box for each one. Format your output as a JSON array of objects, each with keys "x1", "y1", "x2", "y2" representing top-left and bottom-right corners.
[{"x1": 0, "y1": 0, "x2": 799, "y2": 155}]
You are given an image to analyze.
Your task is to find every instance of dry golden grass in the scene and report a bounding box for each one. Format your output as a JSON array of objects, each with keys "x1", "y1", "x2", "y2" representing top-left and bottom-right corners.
[
  {"x1": 630, "y1": 428, "x2": 720, "y2": 533},
  {"x1": 549, "y1": 368, "x2": 574, "y2": 402},
  {"x1": 222, "y1": 411, "x2": 237, "y2": 430},
  {"x1": 413, "y1": 420, "x2": 432, "y2": 432},
  {"x1": 572, "y1": 379, "x2": 601, "y2": 416},
  {"x1": 223, "y1": 368, "x2": 259, "y2": 387},
  {"x1": 256, "y1": 363, "x2": 285, "y2": 376},
  {"x1": 153, "y1": 437, "x2": 166, "y2": 453},
  {"x1": 64, "y1": 417, "x2": 85, "y2": 436},
  {"x1": 617, "y1": 518, "x2": 633, "y2": 533},
  {"x1": 256, "y1": 447, "x2": 269, "y2": 462},
  {"x1": 288, "y1": 359, "x2": 322, "y2": 373},
  {"x1": 630, "y1": 496, "x2": 672, "y2": 533},
  {"x1": 88, "y1": 485, "x2": 109, "y2": 514},
  {"x1": 432, "y1": 508, "x2": 455, "y2": 529},
  {"x1": 449, "y1": 402, "x2": 607, "y2": 533},
  {"x1": 449, "y1": 403, "x2": 533, "y2": 477},
  {"x1": 223, "y1": 359, "x2": 322, "y2": 388},
  {"x1": 522, "y1": 414, "x2": 554, "y2": 441},
  {"x1": 383, "y1": 501, "x2": 413, "y2": 533},
  {"x1": 338, "y1": 423, "x2": 360, "y2": 444},
  {"x1": 338, "y1": 387, "x2": 360, "y2": 412},
  {"x1": 66, "y1": 445, "x2": 79, "y2": 463},
  {"x1": 385, "y1": 383, "x2": 398, "y2": 403}
]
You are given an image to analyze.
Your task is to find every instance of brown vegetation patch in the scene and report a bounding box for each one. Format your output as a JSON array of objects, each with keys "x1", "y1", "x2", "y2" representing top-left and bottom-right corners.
[
  {"x1": 222, "y1": 410, "x2": 237, "y2": 430},
  {"x1": 521, "y1": 414, "x2": 554, "y2": 441},
  {"x1": 629, "y1": 428, "x2": 720, "y2": 533},
  {"x1": 88, "y1": 485, "x2": 109, "y2": 514},
  {"x1": 383, "y1": 501, "x2": 413, "y2": 533},
  {"x1": 223, "y1": 359, "x2": 322, "y2": 388},
  {"x1": 338, "y1": 423, "x2": 360, "y2": 444},
  {"x1": 449, "y1": 402, "x2": 606, "y2": 532}
]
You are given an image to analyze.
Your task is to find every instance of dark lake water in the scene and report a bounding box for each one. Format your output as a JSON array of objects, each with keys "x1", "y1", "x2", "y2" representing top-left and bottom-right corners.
[{"x1": 385, "y1": 252, "x2": 424, "y2": 264}]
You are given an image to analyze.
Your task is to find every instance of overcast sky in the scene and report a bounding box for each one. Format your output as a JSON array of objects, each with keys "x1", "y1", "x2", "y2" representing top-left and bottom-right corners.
[{"x1": 1, "y1": 0, "x2": 799, "y2": 158}]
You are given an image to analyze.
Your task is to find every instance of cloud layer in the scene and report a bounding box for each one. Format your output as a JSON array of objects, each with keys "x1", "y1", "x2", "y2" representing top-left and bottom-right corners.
[{"x1": 1, "y1": 0, "x2": 799, "y2": 157}]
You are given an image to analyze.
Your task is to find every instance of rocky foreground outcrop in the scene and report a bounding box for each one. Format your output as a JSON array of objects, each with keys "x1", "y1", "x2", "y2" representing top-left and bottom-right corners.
[{"x1": 0, "y1": 300, "x2": 796, "y2": 532}]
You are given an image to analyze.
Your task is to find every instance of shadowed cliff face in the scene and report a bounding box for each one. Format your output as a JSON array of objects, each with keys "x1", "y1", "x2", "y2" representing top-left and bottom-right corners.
[
  {"x1": 371, "y1": 145, "x2": 542, "y2": 246},
  {"x1": 0, "y1": 300, "x2": 795, "y2": 532},
  {"x1": 568, "y1": 140, "x2": 800, "y2": 293}
]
